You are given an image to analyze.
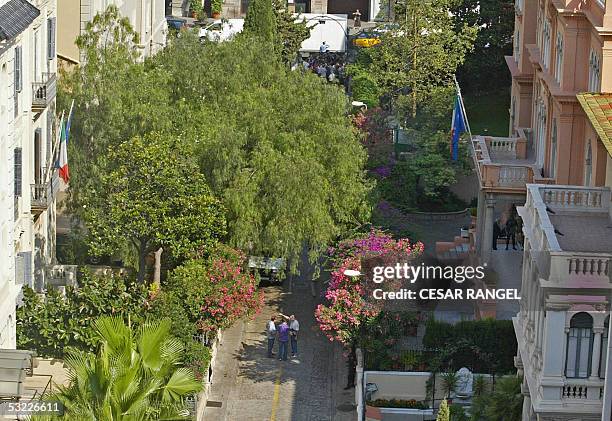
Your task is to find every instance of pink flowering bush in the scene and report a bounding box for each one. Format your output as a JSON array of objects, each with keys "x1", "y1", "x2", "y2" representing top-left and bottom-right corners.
[
  {"x1": 315, "y1": 229, "x2": 424, "y2": 346},
  {"x1": 166, "y1": 245, "x2": 264, "y2": 333}
]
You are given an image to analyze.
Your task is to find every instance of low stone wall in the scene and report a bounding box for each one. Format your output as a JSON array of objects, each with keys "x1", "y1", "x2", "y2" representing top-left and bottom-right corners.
[{"x1": 196, "y1": 330, "x2": 223, "y2": 420}]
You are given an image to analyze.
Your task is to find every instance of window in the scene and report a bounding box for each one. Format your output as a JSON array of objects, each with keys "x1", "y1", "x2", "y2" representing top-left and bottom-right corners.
[
  {"x1": 14, "y1": 147, "x2": 22, "y2": 197},
  {"x1": 585, "y1": 141, "x2": 593, "y2": 186},
  {"x1": 588, "y1": 49, "x2": 601, "y2": 92},
  {"x1": 601, "y1": 316, "x2": 610, "y2": 378},
  {"x1": 542, "y1": 19, "x2": 552, "y2": 70},
  {"x1": 596, "y1": 0, "x2": 606, "y2": 8},
  {"x1": 14, "y1": 46, "x2": 22, "y2": 118},
  {"x1": 514, "y1": 30, "x2": 521, "y2": 62},
  {"x1": 535, "y1": 98, "x2": 547, "y2": 167},
  {"x1": 47, "y1": 17, "x2": 56, "y2": 60},
  {"x1": 550, "y1": 118, "x2": 557, "y2": 178},
  {"x1": 554, "y1": 32, "x2": 563, "y2": 83},
  {"x1": 511, "y1": 96, "x2": 516, "y2": 131},
  {"x1": 566, "y1": 312, "x2": 594, "y2": 378}
]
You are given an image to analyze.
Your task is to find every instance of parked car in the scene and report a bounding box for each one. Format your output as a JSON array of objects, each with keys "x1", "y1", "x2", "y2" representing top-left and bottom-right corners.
[
  {"x1": 353, "y1": 31, "x2": 381, "y2": 48},
  {"x1": 166, "y1": 17, "x2": 187, "y2": 31},
  {"x1": 199, "y1": 19, "x2": 244, "y2": 42},
  {"x1": 248, "y1": 256, "x2": 285, "y2": 284}
]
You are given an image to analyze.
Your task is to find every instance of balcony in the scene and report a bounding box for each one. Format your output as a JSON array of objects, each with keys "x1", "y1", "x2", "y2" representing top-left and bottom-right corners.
[
  {"x1": 30, "y1": 168, "x2": 59, "y2": 214},
  {"x1": 518, "y1": 184, "x2": 612, "y2": 287},
  {"x1": 31, "y1": 73, "x2": 56, "y2": 112},
  {"x1": 471, "y1": 128, "x2": 553, "y2": 193}
]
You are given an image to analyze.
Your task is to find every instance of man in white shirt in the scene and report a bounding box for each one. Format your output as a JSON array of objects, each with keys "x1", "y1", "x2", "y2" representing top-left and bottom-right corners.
[
  {"x1": 289, "y1": 315, "x2": 300, "y2": 358},
  {"x1": 266, "y1": 315, "x2": 277, "y2": 358},
  {"x1": 319, "y1": 41, "x2": 329, "y2": 53}
]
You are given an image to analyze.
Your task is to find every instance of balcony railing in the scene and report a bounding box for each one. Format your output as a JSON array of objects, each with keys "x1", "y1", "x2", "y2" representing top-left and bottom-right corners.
[
  {"x1": 30, "y1": 167, "x2": 59, "y2": 214},
  {"x1": 470, "y1": 129, "x2": 549, "y2": 192},
  {"x1": 46, "y1": 265, "x2": 78, "y2": 288},
  {"x1": 32, "y1": 73, "x2": 57, "y2": 112}
]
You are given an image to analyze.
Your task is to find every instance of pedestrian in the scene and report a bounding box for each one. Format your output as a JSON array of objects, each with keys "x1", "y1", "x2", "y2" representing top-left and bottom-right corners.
[
  {"x1": 277, "y1": 319, "x2": 290, "y2": 361},
  {"x1": 266, "y1": 316, "x2": 277, "y2": 358},
  {"x1": 506, "y1": 214, "x2": 518, "y2": 250},
  {"x1": 319, "y1": 41, "x2": 329, "y2": 53},
  {"x1": 289, "y1": 315, "x2": 299, "y2": 357},
  {"x1": 492, "y1": 218, "x2": 501, "y2": 251},
  {"x1": 345, "y1": 343, "x2": 357, "y2": 389}
]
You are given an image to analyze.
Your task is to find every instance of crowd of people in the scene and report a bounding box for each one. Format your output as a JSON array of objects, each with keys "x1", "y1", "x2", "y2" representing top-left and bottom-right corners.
[
  {"x1": 266, "y1": 314, "x2": 300, "y2": 361},
  {"x1": 291, "y1": 42, "x2": 348, "y2": 86}
]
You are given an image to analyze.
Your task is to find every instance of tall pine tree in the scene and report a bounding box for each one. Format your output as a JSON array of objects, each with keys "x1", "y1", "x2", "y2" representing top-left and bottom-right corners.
[{"x1": 244, "y1": 0, "x2": 277, "y2": 43}]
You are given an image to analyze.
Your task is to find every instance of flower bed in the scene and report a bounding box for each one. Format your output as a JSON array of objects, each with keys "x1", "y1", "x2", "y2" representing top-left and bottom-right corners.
[{"x1": 367, "y1": 399, "x2": 428, "y2": 409}]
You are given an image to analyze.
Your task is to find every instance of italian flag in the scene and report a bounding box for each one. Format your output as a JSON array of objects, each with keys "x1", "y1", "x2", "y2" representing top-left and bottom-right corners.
[{"x1": 58, "y1": 103, "x2": 72, "y2": 183}]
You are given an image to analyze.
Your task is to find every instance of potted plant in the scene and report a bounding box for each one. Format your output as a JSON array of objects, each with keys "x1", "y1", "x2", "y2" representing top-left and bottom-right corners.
[
  {"x1": 211, "y1": 0, "x2": 222, "y2": 18},
  {"x1": 189, "y1": 0, "x2": 201, "y2": 18}
]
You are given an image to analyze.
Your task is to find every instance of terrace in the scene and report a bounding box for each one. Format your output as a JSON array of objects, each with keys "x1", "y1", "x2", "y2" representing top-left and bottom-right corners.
[{"x1": 471, "y1": 128, "x2": 553, "y2": 193}]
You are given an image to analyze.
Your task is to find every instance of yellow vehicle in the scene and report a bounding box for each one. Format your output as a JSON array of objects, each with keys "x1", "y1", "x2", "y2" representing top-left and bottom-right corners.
[{"x1": 353, "y1": 32, "x2": 381, "y2": 48}]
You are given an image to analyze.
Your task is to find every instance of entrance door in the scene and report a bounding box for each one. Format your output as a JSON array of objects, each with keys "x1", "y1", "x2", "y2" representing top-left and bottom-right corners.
[{"x1": 327, "y1": 0, "x2": 369, "y2": 21}]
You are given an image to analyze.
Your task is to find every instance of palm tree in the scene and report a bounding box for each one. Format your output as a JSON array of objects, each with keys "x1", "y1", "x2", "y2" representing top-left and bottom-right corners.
[
  {"x1": 483, "y1": 376, "x2": 523, "y2": 421},
  {"x1": 38, "y1": 317, "x2": 202, "y2": 420}
]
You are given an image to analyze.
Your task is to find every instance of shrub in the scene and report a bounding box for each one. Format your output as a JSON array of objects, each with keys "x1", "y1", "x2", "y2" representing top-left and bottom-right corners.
[
  {"x1": 367, "y1": 399, "x2": 428, "y2": 409},
  {"x1": 422, "y1": 319, "x2": 517, "y2": 374},
  {"x1": 17, "y1": 271, "x2": 149, "y2": 358},
  {"x1": 165, "y1": 246, "x2": 264, "y2": 333}
]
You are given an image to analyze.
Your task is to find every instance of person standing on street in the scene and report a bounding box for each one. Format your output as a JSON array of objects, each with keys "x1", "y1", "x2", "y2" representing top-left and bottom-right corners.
[
  {"x1": 289, "y1": 315, "x2": 300, "y2": 358},
  {"x1": 278, "y1": 319, "x2": 290, "y2": 361},
  {"x1": 266, "y1": 316, "x2": 277, "y2": 358}
]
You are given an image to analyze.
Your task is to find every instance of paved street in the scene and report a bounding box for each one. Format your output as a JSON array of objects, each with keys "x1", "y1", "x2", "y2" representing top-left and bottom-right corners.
[{"x1": 202, "y1": 274, "x2": 357, "y2": 421}]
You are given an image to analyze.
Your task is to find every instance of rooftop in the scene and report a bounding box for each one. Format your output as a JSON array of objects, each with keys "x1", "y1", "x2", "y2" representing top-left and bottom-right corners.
[
  {"x1": 577, "y1": 92, "x2": 612, "y2": 157},
  {"x1": 549, "y1": 213, "x2": 612, "y2": 253},
  {"x1": 0, "y1": 0, "x2": 39, "y2": 40}
]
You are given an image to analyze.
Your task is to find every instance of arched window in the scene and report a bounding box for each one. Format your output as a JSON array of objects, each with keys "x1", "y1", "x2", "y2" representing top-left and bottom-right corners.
[
  {"x1": 601, "y1": 316, "x2": 610, "y2": 378},
  {"x1": 584, "y1": 141, "x2": 593, "y2": 186},
  {"x1": 566, "y1": 312, "x2": 594, "y2": 378}
]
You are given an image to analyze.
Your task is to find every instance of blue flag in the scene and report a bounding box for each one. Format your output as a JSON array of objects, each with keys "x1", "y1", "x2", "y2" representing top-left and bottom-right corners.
[{"x1": 450, "y1": 95, "x2": 466, "y2": 161}]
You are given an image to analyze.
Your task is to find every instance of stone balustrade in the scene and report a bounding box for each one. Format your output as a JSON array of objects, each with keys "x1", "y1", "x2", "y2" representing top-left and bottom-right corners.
[{"x1": 540, "y1": 186, "x2": 611, "y2": 212}]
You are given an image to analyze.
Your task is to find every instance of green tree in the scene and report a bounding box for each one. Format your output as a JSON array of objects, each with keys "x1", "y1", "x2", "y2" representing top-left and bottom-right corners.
[
  {"x1": 36, "y1": 317, "x2": 201, "y2": 420},
  {"x1": 273, "y1": 0, "x2": 311, "y2": 63},
  {"x1": 81, "y1": 132, "x2": 226, "y2": 282},
  {"x1": 437, "y1": 399, "x2": 450, "y2": 421},
  {"x1": 351, "y1": 0, "x2": 477, "y2": 115},
  {"x1": 151, "y1": 35, "x2": 371, "y2": 272},
  {"x1": 244, "y1": 0, "x2": 277, "y2": 42},
  {"x1": 16, "y1": 272, "x2": 149, "y2": 358},
  {"x1": 59, "y1": 5, "x2": 174, "y2": 223},
  {"x1": 453, "y1": 0, "x2": 514, "y2": 92}
]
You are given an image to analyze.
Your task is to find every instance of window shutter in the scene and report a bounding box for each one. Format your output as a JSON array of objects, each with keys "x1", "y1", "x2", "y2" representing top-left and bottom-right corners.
[
  {"x1": 14, "y1": 46, "x2": 22, "y2": 93},
  {"x1": 48, "y1": 18, "x2": 56, "y2": 60},
  {"x1": 14, "y1": 148, "x2": 22, "y2": 197}
]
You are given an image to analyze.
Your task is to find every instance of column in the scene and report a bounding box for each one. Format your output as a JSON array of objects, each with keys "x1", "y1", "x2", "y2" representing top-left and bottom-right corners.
[
  {"x1": 475, "y1": 190, "x2": 485, "y2": 254},
  {"x1": 591, "y1": 328, "x2": 603, "y2": 379},
  {"x1": 602, "y1": 310, "x2": 612, "y2": 421},
  {"x1": 481, "y1": 194, "x2": 496, "y2": 265},
  {"x1": 521, "y1": 394, "x2": 531, "y2": 421}
]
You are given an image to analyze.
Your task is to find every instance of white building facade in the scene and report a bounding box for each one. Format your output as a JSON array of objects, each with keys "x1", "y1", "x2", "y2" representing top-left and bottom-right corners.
[
  {"x1": 57, "y1": 0, "x2": 168, "y2": 65},
  {"x1": 0, "y1": 0, "x2": 58, "y2": 348},
  {"x1": 515, "y1": 184, "x2": 612, "y2": 421}
]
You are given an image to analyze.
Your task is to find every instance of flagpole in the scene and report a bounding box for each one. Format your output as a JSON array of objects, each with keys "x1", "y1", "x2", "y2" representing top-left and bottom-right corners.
[
  {"x1": 45, "y1": 110, "x2": 64, "y2": 184},
  {"x1": 453, "y1": 75, "x2": 472, "y2": 140}
]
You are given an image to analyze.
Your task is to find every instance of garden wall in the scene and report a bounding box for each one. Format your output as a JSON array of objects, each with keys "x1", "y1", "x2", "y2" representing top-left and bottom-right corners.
[{"x1": 195, "y1": 330, "x2": 223, "y2": 420}]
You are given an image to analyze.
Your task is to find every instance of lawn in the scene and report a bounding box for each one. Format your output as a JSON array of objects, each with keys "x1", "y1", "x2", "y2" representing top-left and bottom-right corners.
[{"x1": 463, "y1": 89, "x2": 511, "y2": 137}]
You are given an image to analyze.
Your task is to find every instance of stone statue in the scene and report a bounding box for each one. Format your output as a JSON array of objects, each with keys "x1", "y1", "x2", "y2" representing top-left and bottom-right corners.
[{"x1": 455, "y1": 367, "x2": 473, "y2": 398}]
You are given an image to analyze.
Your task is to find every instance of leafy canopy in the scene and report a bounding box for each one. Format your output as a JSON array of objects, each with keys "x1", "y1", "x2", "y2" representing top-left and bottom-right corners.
[{"x1": 81, "y1": 132, "x2": 226, "y2": 281}]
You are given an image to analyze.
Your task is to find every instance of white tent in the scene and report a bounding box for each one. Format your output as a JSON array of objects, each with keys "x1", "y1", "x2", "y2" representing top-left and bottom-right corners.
[{"x1": 297, "y1": 14, "x2": 348, "y2": 53}]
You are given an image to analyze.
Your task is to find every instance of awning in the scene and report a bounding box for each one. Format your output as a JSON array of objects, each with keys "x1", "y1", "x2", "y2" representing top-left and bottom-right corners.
[
  {"x1": 0, "y1": 349, "x2": 35, "y2": 398},
  {"x1": 0, "y1": 0, "x2": 40, "y2": 41},
  {"x1": 577, "y1": 92, "x2": 612, "y2": 157}
]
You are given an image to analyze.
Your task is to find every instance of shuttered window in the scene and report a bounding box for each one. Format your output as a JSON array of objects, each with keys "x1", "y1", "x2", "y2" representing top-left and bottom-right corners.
[
  {"x1": 14, "y1": 148, "x2": 22, "y2": 197},
  {"x1": 47, "y1": 17, "x2": 56, "y2": 60},
  {"x1": 14, "y1": 46, "x2": 22, "y2": 92}
]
